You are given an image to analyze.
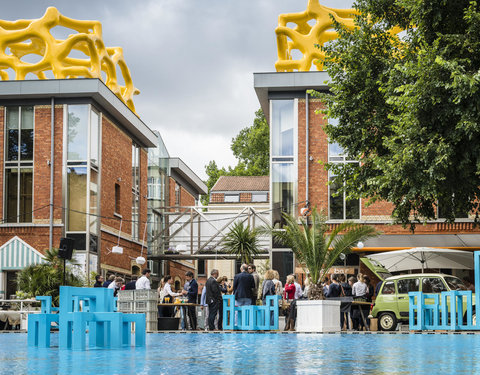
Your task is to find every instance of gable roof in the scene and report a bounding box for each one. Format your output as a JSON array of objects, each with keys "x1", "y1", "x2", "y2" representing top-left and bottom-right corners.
[
  {"x1": 0, "y1": 236, "x2": 45, "y2": 270},
  {"x1": 211, "y1": 176, "x2": 269, "y2": 192}
]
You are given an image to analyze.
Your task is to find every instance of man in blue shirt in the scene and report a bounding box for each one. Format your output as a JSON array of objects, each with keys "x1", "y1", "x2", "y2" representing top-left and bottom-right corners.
[{"x1": 183, "y1": 271, "x2": 198, "y2": 330}]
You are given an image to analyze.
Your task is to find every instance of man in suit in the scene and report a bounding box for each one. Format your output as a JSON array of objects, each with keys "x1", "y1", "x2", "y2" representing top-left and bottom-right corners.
[
  {"x1": 182, "y1": 271, "x2": 198, "y2": 330},
  {"x1": 205, "y1": 269, "x2": 222, "y2": 330},
  {"x1": 233, "y1": 264, "x2": 255, "y2": 306}
]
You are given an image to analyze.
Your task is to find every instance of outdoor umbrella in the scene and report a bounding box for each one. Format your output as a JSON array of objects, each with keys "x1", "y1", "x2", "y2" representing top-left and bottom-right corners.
[{"x1": 366, "y1": 247, "x2": 474, "y2": 273}]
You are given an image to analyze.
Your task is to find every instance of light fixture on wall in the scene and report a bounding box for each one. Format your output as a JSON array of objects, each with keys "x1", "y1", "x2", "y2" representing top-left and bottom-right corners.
[
  {"x1": 136, "y1": 256, "x2": 146, "y2": 265},
  {"x1": 357, "y1": 241, "x2": 364, "y2": 249},
  {"x1": 112, "y1": 245, "x2": 123, "y2": 254}
]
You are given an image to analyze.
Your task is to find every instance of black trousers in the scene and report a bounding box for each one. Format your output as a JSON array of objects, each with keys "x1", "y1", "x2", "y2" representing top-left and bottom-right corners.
[
  {"x1": 208, "y1": 300, "x2": 219, "y2": 330},
  {"x1": 187, "y1": 305, "x2": 197, "y2": 330}
]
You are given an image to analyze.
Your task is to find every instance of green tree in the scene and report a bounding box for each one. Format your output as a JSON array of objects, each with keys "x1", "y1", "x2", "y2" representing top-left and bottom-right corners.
[
  {"x1": 270, "y1": 209, "x2": 379, "y2": 299},
  {"x1": 16, "y1": 248, "x2": 84, "y2": 305},
  {"x1": 230, "y1": 109, "x2": 270, "y2": 176},
  {"x1": 222, "y1": 221, "x2": 263, "y2": 264},
  {"x1": 202, "y1": 109, "x2": 269, "y2": 205},
  {"x1": 318, "y1": 0, "x2": 480, "y2": 228}
]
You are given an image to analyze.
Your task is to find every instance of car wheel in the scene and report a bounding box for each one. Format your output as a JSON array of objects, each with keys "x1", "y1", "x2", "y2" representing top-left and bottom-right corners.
[{"x1": 379, "y1": 312, "x2": 397, "y2": 331}]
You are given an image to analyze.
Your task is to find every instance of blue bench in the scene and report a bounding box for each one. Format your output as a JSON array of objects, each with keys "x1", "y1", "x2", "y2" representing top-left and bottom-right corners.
[{"x1": 222, "y1": 295, "x2": 280, "y2": 330}]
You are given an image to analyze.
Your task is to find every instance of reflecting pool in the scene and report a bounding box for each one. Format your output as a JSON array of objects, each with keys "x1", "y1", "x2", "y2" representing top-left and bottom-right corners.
[{"x1": 0, "y1": 333, "x2": 479, "y2": 374}]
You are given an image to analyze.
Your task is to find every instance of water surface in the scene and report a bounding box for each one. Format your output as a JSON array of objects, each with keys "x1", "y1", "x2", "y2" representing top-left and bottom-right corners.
[{"x1": 0, "y1": 333, "x2": 477, "y2": 374}]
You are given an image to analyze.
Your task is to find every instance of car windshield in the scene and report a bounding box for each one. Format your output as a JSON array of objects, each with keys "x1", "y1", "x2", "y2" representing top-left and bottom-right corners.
[
  {"x1": 444, "y1": 276, "x2": 467, "y2": 291},
  {"x1": 377, "y1": 272, "x2": 392, "y2": 280}
]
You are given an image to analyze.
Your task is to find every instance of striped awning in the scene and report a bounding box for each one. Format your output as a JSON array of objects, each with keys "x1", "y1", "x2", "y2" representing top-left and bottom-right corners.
[{"x1": 0, "y1": 236, "x2": 45, "y2": 271}]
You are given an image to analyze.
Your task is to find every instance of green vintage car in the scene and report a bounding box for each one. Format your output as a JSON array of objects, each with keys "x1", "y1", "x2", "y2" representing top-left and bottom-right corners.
[{"x1": 370, "y1": 272, "x2": 472, "y2": 331}]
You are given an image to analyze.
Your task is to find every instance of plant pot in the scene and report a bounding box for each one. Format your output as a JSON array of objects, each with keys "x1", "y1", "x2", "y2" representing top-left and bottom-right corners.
[
  {"x1": 296, "y1": 299, "x2": 341, "y2": 332},
  {"x1": 157, "y1": 317, "x2": 180, "y2": 331}
]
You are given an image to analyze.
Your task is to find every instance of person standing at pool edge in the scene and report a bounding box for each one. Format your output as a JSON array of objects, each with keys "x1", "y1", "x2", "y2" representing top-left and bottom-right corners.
[
  {"x1": 206, "y1": 269, "x2": 222, "y2": 330},
  {"x1": 182, "y1": 271, "x2": 198, "y2": 330},
  {"x1": 248, "y1": 264, "x2": 259, "y2": 305},
  {"x1": 234, "y1": 264, "x2": 255, "y2": 307}
]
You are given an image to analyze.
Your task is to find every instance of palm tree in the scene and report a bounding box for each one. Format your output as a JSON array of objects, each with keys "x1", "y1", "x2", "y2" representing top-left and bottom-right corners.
[
  {"x1": 16, "y1": 248, "x2": 84, "y2": 305},
  {"x1": 271, "y1": 209, "x2": 379, "y2": 299},
  {"x1": 222, "y1": 221, "x2": 262, "y2": 264}
]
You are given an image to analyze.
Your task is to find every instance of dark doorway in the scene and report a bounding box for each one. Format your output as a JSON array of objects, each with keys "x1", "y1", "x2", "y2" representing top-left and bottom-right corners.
[
  {"x1": 272, "y1": 251, "x2": 294, "y2": 284},
  {"x1": 6, "y1": 271, "x2": 19, "y2": 299}
]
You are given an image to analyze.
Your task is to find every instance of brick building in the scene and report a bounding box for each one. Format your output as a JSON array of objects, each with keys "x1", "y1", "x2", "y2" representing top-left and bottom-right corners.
[
  {"x1": 209, "y1": 176, "x2": 269, "y2": 209},
  {"x1": 0, "y1": 79, "x2": 157, "y2": 298},
  {"x1": 254, "y1": 71, "x2": 480, "y2": 281}
]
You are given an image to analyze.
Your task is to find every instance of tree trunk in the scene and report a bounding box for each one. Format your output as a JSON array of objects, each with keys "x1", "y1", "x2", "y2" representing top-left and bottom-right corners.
[{"x1": 308, "y1": 283, "x2": 325, "y2": 300}]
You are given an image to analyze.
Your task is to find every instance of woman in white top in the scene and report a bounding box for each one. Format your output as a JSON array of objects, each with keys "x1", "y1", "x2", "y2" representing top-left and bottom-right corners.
[
  {"x1": 352, "y1": 274, "x2": 368, "y2": 331},
  {"x1": 352, "y1": 273, "x2": 368, "y2": 298},
  {"x1": 162, "y1": 275, "x2": 182, "y2": 317}
]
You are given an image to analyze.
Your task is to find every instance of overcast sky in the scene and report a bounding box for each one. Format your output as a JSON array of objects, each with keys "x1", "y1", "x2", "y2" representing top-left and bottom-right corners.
[{"x1": 5, "y1": 0, "x2": 353, "y2": 180}]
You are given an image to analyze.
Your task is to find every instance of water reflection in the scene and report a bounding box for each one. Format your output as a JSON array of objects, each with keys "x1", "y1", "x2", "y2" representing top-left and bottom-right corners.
[{"x1": 1, "y1": 333, "x2": 480, "y2": 374}]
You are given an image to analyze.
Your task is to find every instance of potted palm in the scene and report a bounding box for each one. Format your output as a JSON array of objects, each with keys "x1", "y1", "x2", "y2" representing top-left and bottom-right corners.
[{"x1": 271, "y1": 209, "x2": 379, "y2": 332}]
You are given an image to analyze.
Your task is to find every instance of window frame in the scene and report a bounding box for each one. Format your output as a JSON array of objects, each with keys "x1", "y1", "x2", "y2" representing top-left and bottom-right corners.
[
  {"x1": 327, "y1": 122, "x2": 361, "y2": 221},
  {"x1": 3, "y1": 106, "x2": 35, "y2": 223}
]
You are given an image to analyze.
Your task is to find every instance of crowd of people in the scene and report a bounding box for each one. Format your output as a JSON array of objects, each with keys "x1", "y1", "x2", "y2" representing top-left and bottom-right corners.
[
  {"x1": 93, "y1": 266, "x2": 387, "y2": 331},
  {"x1": 92, "y1": 269, "x2": 152, "y2": 297}
]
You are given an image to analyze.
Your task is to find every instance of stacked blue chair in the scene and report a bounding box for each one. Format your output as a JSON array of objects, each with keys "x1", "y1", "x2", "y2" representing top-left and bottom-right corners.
[
  {"x1": 27, "y1": 296, "x2": 59, "y2": 348},
  {"x1": 222, "y1": 295, "x2": 280, "y2": 330},
  {"x1": 408, "y1": 250, "x2": 479, "y2": 331},
  {"x1": 28, "y1": 286, "x2": 146, "y2": 350}
]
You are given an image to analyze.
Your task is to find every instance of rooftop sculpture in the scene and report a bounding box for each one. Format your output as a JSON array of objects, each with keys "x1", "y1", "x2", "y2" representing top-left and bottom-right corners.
[
  {"x1": 0, "y1": 7, "x2": 138, "y2": 113},
  {"x1": 275, "y1": 0, "x2": 358, "y2": 72}
]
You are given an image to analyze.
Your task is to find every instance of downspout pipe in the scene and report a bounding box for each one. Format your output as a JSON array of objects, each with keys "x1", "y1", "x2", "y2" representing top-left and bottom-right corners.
[
  {"x1": 49, "y1": 97, "x2": 54, "y2": 251},
  {"x1": 305, "y1": 91, "x2": 309, "y2": 206}
]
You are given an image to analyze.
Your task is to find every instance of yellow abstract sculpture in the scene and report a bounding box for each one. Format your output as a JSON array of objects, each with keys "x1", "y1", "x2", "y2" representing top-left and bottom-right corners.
[
  {"x1": 276, "y1": 0, "x2": 358, "y2": 72},
  {"x1": 0, "y1": 7, "x2": 139, "y2": 113}
]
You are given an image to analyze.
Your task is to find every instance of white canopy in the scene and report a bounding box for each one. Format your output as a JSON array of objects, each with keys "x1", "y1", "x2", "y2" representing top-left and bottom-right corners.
[{"x1": 366, "y1": 247, "x2": 474, "y2": 273}]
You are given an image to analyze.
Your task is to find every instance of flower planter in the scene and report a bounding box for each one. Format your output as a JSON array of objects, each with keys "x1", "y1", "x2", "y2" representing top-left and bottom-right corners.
[{"x1": 296, "y1": 300, "x2": 341, "y2": 332}]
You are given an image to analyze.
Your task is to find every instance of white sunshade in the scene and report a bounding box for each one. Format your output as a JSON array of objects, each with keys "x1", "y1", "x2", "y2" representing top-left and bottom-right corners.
[{"x1": 366, "y1": 247, "x2": 474, "y2": 272}]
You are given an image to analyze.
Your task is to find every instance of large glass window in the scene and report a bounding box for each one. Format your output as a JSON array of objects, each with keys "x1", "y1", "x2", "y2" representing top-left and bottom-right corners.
[
  {"x1": 67, "y1": 167, "x2": 87, "y2": 231},
  {"x1": 4, "y1": 106, "x2": 34, "y2": 223},
  {"x1": 65, "y1": 105, "x2": 100, "y2": 252},
  {"x1": 132, "y1": 144, "x2": 140, "y2": 240},
  {"x1": 272, "y1": 163, "x2": 295, "y2": 228},
  {"x1": 329, "y1": 172, "x2": 360, "y2": 220},
  {"x1": 328, "y1": 118, "x2": 360, "y2": 221},
  {"x1": 67, "y1": 105, "x2": 88, "y2": 161},
  {"x1": 271, "y1": 100, "x2": 296, "y2": 229},
  {"x1": 90, "y1": 110, "x2": 99, "y2": 166},
  {"x1": 272, "y1": 100, "x2": 294, "y2": 157}
]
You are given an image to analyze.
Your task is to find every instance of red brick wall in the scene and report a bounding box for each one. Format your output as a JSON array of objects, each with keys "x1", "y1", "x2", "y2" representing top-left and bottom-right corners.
[
  {"x1": 101, "y1": 231, "x2": 143, "y2": 273},
  {"x1": 181, "y1": 187, "x2": 195, "y2": 206},
  {"x1": 99, "y1": 115, "x2": 147, "y2": 272},
  {"x1": 33, "y1": 106, "x2": 64, "y2": 223},
  {"x1": 168, "y1": 177, "x2": 196, "y2": 207},
  {"x1": 298, "y1": 99, "x2": 329, "y2": 216},
  {"x1": 101, "y1": 115, "x2": 133, "y2": 233},
  {"x1": 240, "y1": 193, "x2": 252, "y2": 203},
  {"x1": 210, "y1": 193, "x2": 224, "y2": 203},
  {"x1": 0, "y1": 105, "x2": 64, "y2": 254}
]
